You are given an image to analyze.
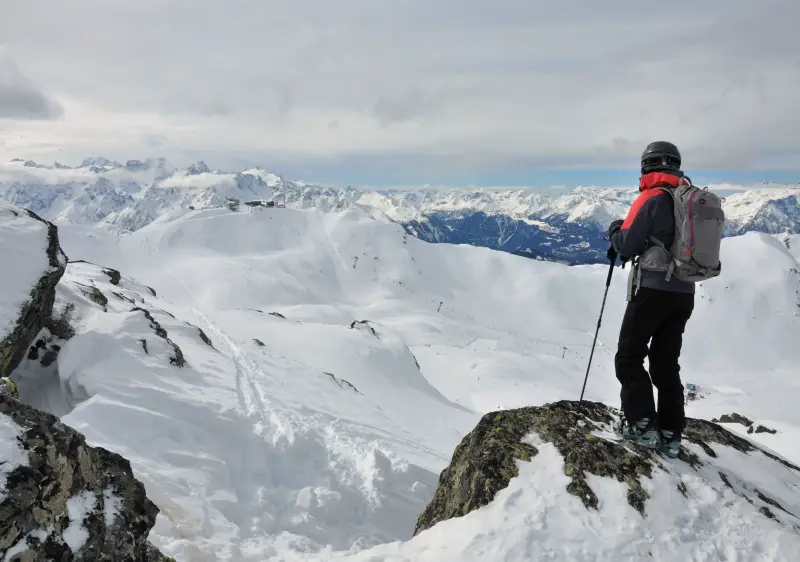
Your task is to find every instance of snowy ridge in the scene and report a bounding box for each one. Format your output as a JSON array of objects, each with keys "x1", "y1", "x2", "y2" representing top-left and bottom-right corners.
[
  {"x1": 0, "y1": 202, "x2": 54, "y2": 335},
  {"x1": 724, "y1": 188, "x2": 800, "y2": 235},
  {"x1": 2, "y1": 158, "x2": 800, "y2": 241}
]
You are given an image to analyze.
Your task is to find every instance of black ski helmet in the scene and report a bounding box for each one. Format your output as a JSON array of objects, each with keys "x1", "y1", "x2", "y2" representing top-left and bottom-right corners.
[{"x1": 641, "y1": 141, "x2": 681, "y2": 174}]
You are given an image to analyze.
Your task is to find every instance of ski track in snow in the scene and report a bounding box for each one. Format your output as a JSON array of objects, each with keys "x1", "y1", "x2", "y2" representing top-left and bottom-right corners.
[
  {"x1": 3, "y1": 203, "x2": 800, "y2": 561},
  {"x1": 192, "y1": 307, "x2": 269, "y2": 423},
  {"x1": 167, "y1": 264, "x2": 276, "y2": 429},
  {"x1": 188, "y1": 307, "x2": 273, "y2": 538}
]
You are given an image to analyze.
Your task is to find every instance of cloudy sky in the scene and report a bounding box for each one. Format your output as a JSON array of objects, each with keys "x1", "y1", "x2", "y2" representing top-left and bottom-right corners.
[{"x1": 0, "y1": 0, "x2": 798, "y2": 186}]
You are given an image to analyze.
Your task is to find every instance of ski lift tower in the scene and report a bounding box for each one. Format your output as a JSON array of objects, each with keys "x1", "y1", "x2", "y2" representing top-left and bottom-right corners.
[{"x1": 277, "y1": 175, "x2": 287, "y2": 208}]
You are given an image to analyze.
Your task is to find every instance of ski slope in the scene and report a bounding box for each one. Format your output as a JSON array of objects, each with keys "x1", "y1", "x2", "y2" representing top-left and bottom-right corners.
[{"x1": 8, "y1": 204, "x2": 800, "y2": 561}]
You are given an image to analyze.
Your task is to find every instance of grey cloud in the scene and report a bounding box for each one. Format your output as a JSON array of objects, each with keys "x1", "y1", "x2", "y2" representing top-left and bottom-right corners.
[
  {"x1": 1, "y1": 0, "x2": 800, "y2": 171},
  {"x1": 141, "y1": 134, "x2": 168, "y2": 147},
  {"x1": 372, "y1": 89, "x2": 446, "y2": 127},
  {"x1": 0, "y1": 56, "x2": 63, "y2": 120}
]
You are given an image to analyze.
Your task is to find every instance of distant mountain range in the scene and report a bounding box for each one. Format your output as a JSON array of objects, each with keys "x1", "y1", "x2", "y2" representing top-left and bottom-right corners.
[{"x1": 3, "y1": 157, "x2": 799, "y2": 264}]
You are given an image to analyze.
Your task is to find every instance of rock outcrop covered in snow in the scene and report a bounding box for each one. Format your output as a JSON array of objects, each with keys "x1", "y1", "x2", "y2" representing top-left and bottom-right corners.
[
  {"x1": 0, "y1": 202, "x2": 170, "y2": 561},
  {"x1": 0, "y1": 204, "x2": 67, "y2": 379},
  {"x1": 0, "y1": 396, "x2": 171, "y2": 561},
  {"x1": 414, "y1": 400, "x2": 800, "y2": 536}
]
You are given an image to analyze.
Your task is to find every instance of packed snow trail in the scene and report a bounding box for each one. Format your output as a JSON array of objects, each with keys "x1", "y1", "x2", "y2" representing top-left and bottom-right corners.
[{"x1": 190, "y1": 307, "x2": 270, "y2": 421}]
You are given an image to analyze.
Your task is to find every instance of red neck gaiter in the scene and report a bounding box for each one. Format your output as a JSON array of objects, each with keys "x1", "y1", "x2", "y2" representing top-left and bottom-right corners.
[{"x1": 639, "y1": 172, "x2": 683, "y2": 191}]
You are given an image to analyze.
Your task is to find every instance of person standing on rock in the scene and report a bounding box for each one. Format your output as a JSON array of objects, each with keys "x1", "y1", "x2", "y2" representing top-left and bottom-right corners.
[{"x1": 606, "y1": 141, "x2": 723, "y2": 458}]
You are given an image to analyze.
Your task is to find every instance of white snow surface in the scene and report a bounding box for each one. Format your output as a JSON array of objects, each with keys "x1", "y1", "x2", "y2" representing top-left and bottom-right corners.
[
  {"x1": 63, "y1": 490, "x2": 94, "y2": 552},
  {"x1": 3, "y1": 202, "x2": 800, "y2": 560},
  {"x1": 0, "y1": 202, "x2": 52, "y2": 336},
  {"x1": 321, "y1": 438, "x2": 800, "y2": 562}
]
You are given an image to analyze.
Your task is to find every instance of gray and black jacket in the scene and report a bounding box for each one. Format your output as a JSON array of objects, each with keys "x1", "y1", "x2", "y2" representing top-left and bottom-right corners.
[{"x1": 611, "y1": 171, "x2": 695, "y2": 297}]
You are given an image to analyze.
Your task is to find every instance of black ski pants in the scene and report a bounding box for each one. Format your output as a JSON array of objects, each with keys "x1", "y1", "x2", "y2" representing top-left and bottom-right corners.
[{"x1": 615, "y1": 287, "x2": 694, "y2": 433}]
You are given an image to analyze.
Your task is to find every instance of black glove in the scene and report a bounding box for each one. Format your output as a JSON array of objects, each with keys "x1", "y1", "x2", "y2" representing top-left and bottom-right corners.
[
  {"x1": 607, "y1": 246, "x2": 617, "y2": 262},
  {"x1": 608, "y1": 219, "x2": 624, "y2": 239}
]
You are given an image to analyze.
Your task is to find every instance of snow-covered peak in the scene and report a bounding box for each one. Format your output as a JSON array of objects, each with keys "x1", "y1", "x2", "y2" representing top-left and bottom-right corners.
[
  {"x1": 723, "y1": 187, "x2": 800, "y2": 235},
  {"x1": 78, "y1": 156, "x2": 122, "y2": 170},
  {"x1": 2, "y1": 158, "x2": 800, "y2": 245},
  {"x1": 187, "y1": 161, "x2": 210, "y2": 175},
  {"x1": 355, "y1": 187, "x2": 553, "y2": 222},
  {"x1": 5, "y1": 156, "x2": 175, "y2": 176},
  {"x1": 536, "y1": 186, "x2": 635, "y2": 228}
]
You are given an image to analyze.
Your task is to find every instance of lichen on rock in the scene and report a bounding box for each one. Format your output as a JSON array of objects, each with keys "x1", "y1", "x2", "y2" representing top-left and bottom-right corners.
[
  {"x1": 88, "y1": 286, "x2": 109, "y2": 309},
  {"x1": 414, "y1": 400, "x2": 800, "y2": 536},
  {"x1": 0, "y1": 395, "x2": 170, "y2": 561},
  {"x1": 414, "y1": 400, "x2": 651, "y2": 535},
  {"x1": 0, "y1": 377, "x2": 19, "y2": 400}
]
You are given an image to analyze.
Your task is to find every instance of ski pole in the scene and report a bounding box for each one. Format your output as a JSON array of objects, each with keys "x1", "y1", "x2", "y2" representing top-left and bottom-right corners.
[{"x1": 579, "y1": 252, "x2": 616, "y2": 402}]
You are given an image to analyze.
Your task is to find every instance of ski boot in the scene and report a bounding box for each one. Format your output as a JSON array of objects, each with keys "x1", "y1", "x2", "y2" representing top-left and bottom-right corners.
[
  {"x1": 621, "y1": 418, "x2": 661, "y2": 449},
  {"x1": 659, "y1": 430, "x2": 682, "y2": 458}
]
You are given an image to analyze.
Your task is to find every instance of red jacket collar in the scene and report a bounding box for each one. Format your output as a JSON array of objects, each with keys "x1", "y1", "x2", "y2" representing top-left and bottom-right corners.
[{"x1": 639, "y1": 172, "x2": 687, "y2": 191}]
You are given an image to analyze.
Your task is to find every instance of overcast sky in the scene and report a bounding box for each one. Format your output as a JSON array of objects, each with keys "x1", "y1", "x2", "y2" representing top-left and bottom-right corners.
[{"x1": 0, "y1": 0, "x2": 798, "y2": 186}]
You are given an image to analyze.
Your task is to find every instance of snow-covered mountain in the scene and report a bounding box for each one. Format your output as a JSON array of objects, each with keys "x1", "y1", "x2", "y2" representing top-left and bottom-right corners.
[
  {"x1": 3, "y1": 199, "x2": 800, "y2": 560},
  {"x1": 2, "y1": 158, "x2": 800, "y2": 264}
]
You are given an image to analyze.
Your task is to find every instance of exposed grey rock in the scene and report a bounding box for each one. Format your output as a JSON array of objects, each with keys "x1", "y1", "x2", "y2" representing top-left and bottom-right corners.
[
  {"x1": 0, "y1": 210, "x2": 67, "y2": 379},
  {"x1": 0, "y1": 377, "x2": 19, "y2": 400},
  {"x1": 86, "y1": 287, "x2": 108, "y2": 310},
  {"x1": 0, "y1": 395, "x2": 171, "y2": 561},
  {"x1": 349, "y1": 320, "x2": 377, "y2": 337},
  {"x1": 414, "y1": 400, "x2": 800, "y2": 536},
  {"x1": 750, "y1": 424, "x2": 778, "y2": 435},
  {"x1": 130, "y1": 308, "x2": 185, "y2": 367},
  {"x1": 712, "y1": 412, "x2": 754, "y2": 427},
  {"x1": 323, "y1": 372, "x2": 361, "y2": 394},
  {"x1": 101, "y1": 268, "x2": 121, "y2": 286}
]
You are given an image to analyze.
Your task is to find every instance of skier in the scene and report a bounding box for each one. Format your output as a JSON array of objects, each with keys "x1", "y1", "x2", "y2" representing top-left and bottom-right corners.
[{"x1": 607, "y1": 141, "x2": 723, "y2": 458}]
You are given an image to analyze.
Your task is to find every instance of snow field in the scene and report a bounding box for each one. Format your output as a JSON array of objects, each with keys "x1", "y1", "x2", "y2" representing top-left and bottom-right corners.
[
  {"x1": 8, "y1": 203, "x2": 799, "y2": 561},
  {"x1": 36, "y1": 259, "x2": 459, "y2": 560}
]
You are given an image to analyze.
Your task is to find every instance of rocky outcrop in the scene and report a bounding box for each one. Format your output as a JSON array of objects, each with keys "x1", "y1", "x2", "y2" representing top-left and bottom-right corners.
[
  {"x1": 0, "y1": 395, "x2": 171, "y2": 561},
  {"x1": 712, "y1": 412, "x2": 778, "y2": 435},
  {"x1": 414, "y1": 400, "x2": 800, "y2": 536},
  {"x1": 323, "y1": 372, "x2": 361, "y2": 394},
  {"x1": 0, "y1": 209, "x2": 68, "y2": 380},
  {"x1": 131, "y1": 308, "x2": 186, "y2": 367},
  {"x1": 0, "y1": 205, "x2": 171, "y2": 560},
  {"x1": 349, "y1": 320, "x2": 377, "y2": 337},
  {"x1": 102, "y1": 268, "x2": 121, "y2": 286},
  {"x1": 0, "y1": 377, "x2": 19, "y2": 399},
  {"x1": 713, "y1": 412, "x2": 754, "y2": 427}
]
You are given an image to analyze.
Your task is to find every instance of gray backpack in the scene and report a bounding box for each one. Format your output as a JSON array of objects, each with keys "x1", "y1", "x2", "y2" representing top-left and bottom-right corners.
[{"x1": 641, "y1": 183, "x2": 725, "y2": 283}]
